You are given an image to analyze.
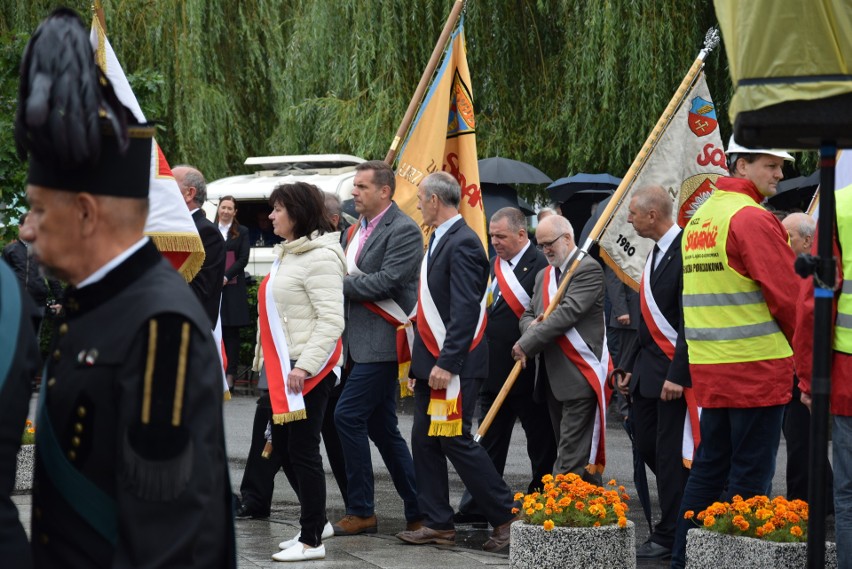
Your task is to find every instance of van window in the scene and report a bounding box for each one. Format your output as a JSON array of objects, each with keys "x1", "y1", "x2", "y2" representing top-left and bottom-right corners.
[{"x1": 234, "y1": 199, "x2": 283, "y2": 247}]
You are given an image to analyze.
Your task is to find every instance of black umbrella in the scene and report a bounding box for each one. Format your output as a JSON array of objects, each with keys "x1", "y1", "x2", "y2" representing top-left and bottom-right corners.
[
  {"x1": 482, "y1": 183, "x2": 535, "y2": 221},
  {"x1": 547, "y1": 173, "x2": 622, "y2": 203},
  {"x1": 479, "y1": 157, "x2": 553, "y2": 185},
  {"x1": 767, "y1": 170, "x2": 820, "y2": 211}
]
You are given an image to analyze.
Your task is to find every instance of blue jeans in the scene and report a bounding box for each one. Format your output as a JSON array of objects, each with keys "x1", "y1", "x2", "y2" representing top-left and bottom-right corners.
[
  {"x1": 834, "y1": 415, "x2": 852, "y2": 569},
  {"x1": 670, "y1": 405, "x2": 784, "y2": 568},
  {"x1": 334, "y1": 361, "x2": 420, "y2": 521}
]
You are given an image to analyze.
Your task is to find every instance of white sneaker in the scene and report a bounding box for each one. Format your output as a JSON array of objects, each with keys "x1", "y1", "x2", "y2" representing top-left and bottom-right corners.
[
  {"x1": 271, "y1": 542, "x2": 326, "y2": 562},
  {"x1": 278, "y1": 521, "x2": 334, "y2": 550}
]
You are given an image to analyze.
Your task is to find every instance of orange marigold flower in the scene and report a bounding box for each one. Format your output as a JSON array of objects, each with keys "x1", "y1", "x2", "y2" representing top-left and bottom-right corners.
[
  {"x1": 618, "y1": 516, "x2": 627, "y2": 528},
  {"x1": 543, "y1": 519, "x2": 555, "y2": 531},
  {"x1": 526, "y1": 508, "x2": 535, "y2": 516},
  {"x1": 703, "y1": 515, "x2": 716, "y2": 528},
  {"x1": 684, "y1": 510, "x2": 695, "y2": 520},
  {"x1": 575, "y1": 502, "x2": 585, "y2": 511},
  {"x1": 514, "y1": 492, "x2": 525, "y2": 501},
  {"x1": 608, "y1": 479, "x2": 617, "y2": 486},
  {"x1": 593, "y1": 522, "x2": 601, "y2": 527},
  {"x1": 511, "y1": 507, "x2": 519, "y2": 514},
  {"x1": 542, "y1": 474, "x2": 554, "y2": 484},
  {"x1": 791, "y1": 526, "x2": 803, "y2": 537},
  {"x1": 535, "y1": 503, "x2": 544, "y2": 511},
  {"x1": 545, "y1": 508, "x2": 552, "y2": 516},
  {"x1": 732, "y1": 495, "x2": 743, "y2": 502}
]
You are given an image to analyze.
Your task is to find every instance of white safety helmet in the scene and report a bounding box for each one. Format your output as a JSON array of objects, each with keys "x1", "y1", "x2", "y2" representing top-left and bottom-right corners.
[{"x1": 725, "y1": 136, "x2": 795, "y2": 161}]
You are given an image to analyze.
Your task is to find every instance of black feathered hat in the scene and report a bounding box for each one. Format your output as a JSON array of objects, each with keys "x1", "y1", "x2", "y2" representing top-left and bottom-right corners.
[{"x1": 15, "y1": 8, "x2": 152, "y2": 198}]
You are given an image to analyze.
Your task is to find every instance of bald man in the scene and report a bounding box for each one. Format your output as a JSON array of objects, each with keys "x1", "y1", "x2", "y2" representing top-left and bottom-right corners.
[
  {"x1": 782, "y1": 212, "x2": 815, "y2": 256},
  {"x1": 174, "y1": 165, "x2": 226, "y2": 327}
]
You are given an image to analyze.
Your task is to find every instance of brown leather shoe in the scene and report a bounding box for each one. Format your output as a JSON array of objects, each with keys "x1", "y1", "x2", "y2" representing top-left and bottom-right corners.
[
  {"x1": 332, "y1": 514, "x2": 377, "y2": 536},
  {"x1": 405, "y1": 519, "x2": 424, "y2": 531},
  {"x1": 395, "y1": 525, "x2": 455, "y2": 546},
  {"x1": 482, "y1": 517, "x2": 517, "y2": 553}
]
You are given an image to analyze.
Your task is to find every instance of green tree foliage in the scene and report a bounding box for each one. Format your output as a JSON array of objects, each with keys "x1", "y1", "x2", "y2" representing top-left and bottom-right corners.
[{"x1": 0, "y1": 0, "x2": 816, "y2": 239}]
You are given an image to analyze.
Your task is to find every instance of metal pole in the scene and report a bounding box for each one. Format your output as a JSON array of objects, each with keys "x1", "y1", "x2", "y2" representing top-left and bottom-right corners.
[{"x1": 807, "y1": 142, "x2": 836, "y2": 568}]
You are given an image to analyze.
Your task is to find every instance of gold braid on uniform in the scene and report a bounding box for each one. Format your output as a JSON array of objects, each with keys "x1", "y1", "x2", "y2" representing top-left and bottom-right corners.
[{"x1": 122, "y1": 314, "x2": 195, "y2": 501}]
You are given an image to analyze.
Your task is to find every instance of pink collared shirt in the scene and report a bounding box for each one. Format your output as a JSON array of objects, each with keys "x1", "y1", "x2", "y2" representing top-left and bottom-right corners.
[{"x1": 357, "y1": 202, "x2": 393, "y2": 261}]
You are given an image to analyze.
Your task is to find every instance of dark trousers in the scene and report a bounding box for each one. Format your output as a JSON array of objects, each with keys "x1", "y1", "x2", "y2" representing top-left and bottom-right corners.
[
  {"x1": 239, "y1": 393, "x2": 281, "y2": 515},
  {"x1": 457, "y1": 386, "x2": 556, "y2": 515},
  {"x1": 784, "y1": 379, "x2": 834, "y2": 507},
  {"x1": 222, "y1": 326, "x2": 242, "y2": 377},
  {"x1": 671, "y1": 405, "x2": 784, "y2": 568},
  {"x1": 335, "y1": 361, "x2": 420, "y2": 520},
  {"x1": 545, "y1": 385, "x2": 600, "y2": 484},
  {"x1": 271, "y1": 374, "x2": 333, "y2": 547},
  {"x1": 631, "y1": 388, "x2": 690, "y2": 549},
  {"x1": 411, "y1": 375, "x2": 515, "y2": 530}
]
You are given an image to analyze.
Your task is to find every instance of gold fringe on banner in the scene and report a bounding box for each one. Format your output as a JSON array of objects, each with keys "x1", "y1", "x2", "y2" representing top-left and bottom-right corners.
[
  {"x1": 147, "y1": 232, "x2": 205, "y2": 282},
  {"x1": 428, "y1": 419, "x2": 462, "y2": 437},
  {"x1": 261, "y1": 441, "x2": 273, "y2": 459},
  {"x1": 273, "y1": 409, "x2": 307, "y2": 425},
  {"x1": 600, "y1": 249, "x2": 640, "y2": 292}
]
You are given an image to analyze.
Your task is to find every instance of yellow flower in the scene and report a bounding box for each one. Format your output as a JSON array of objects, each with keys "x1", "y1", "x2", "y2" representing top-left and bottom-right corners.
[
  {"x1": 514, "y1": 492, "x2": 525, "y2": 501},
  {"x1": 535, "y1": 503, "x2": 544, "y2": 511},
  {"x1": 526, "y1": 508, "x2": 535, "y2": 516},
  {"x1": 543, "y1": 519, "x2": 555, "y2": 531}
]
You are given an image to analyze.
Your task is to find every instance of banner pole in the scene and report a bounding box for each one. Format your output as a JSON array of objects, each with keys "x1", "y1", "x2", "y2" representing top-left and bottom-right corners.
[
  {"x1": 383, "y1": 0, "x2": 465, "y2": 165},
  {"x1": 475, "y1": 27, "x2": 721, "y2": 443}
]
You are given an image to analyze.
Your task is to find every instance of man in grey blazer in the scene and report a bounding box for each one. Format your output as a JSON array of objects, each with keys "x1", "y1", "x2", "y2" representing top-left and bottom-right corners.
[
  {"x1": 512, "y1": 214, "x2": 606, "y2": 483},
  {"x1": 334, "y1": 161, "x2": 424, "y2": 535}
]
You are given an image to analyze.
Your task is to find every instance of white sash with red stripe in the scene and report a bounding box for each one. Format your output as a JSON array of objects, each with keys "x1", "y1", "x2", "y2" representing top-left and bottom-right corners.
[
  {"x1": 493, "y1": 258, "x2": 530, "y2": 318},
  {"x1": 345, "y1": 225, "x2": 416, "y2": 394},
  {"x1": 416, "y1": 252, "x2": 487, "y2": 436},
  {"x1": 639, "y1": 251, "x2": 701, "y2": 467},
  {"x1": 258, "y1": 256, "x2": 342, "y2": 424},
  {"x1": 543, "y1": 266, "x2": 611, "y2": 472}
]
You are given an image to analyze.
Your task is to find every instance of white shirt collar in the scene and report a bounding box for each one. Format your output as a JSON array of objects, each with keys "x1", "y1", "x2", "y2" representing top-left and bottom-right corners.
[
  {"x1": 76, "y1": 237, "x2": 149, "y2": 289},
  {"x1": 655, "y1": 224, "x2": 682, "y2": 255},
  {"x1": 429, "y1": 213, "x2": 462, "y2": 256},
  {"x1": 507, "y1": 240, "x2": 531, "y2": 267}
]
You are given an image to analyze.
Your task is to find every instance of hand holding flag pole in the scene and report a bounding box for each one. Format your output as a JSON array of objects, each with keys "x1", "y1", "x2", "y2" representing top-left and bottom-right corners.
[{"x1": 474, "y1": 27, "x2": 721, "y2": 442}]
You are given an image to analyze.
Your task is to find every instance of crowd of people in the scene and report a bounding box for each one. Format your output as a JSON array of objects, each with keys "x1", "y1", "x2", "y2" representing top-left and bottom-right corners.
[{"x1": 2, "y1": 7, "x2": 850, "y2": 569}]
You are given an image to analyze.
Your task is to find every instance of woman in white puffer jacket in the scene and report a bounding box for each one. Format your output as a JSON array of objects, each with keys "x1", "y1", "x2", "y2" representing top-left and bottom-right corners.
[{"x1": 254, "y1": 181, "x2": 345, "y2": 563}]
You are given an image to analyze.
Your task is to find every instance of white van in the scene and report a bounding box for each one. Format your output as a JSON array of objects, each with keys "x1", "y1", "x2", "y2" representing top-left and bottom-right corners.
[{"x1": 203, "y1": 154, "x2": 365, "y2": 276}]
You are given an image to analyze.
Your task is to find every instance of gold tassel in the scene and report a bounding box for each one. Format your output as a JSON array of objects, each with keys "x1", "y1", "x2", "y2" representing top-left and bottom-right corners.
[
  {"x1": 272, "y1": 409, "x2": 308, "y2": 424},
  {"x1": 427, "y1": 398, "x2": 458, "y2": 417},
  {"x1": 682, "y1": 458, "x2": 693, "y2": 469},
  {"x1": 146, "y1": 233, "x2": 206, "y2": 282},
  {"x1": 261, "y1": 441, "x2": 273, "y2": 459},
  {"x1": 585, "y1": 463, "x2": 605, "y2": 475},
  {"x1": 399, "y1": 378, "x2": 413, "y2": 398},
  {"x1": 223, "y1": 390, "x2": 232, "y2": 402},
  {"x1": 428, "y1": 419, "x2": 462, "y2": 437}
]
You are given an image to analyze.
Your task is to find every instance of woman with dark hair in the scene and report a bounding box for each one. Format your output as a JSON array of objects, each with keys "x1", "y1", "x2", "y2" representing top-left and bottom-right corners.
[
  {"x1": 214, "y1": 195, "x2": 251, "y2": 389},
  {"x1": 253, "y1": 181, "x2": 345, "y2": 562}
]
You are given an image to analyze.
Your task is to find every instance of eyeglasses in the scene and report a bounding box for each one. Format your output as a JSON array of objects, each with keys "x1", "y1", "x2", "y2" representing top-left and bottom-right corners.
[{"x1": 537, "y1": 233, "x2": 568, "y2": 250}]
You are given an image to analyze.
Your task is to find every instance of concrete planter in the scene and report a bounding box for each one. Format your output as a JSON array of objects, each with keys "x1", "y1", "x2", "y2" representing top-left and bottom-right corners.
[
  {"x1": 509, "y1": 519, "x2": 635, "y2": 569},
  {"x1": 14, "y1": 444, "x2": 34, "y2": 494},
  {"x1": 686, "y1": 528, "x2": 837, "y2": 568}
]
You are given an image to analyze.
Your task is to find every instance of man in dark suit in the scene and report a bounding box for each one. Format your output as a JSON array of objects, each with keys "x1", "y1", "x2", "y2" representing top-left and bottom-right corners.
[
  {"x1": 174, "y1": 165, "x2": 225, "y2": 327},
  {"x1": 513, "y1": 214, "x2": 607, "y2": 484},
  {"x1": 455, "y1": 207, "x2": 555, "y2": 525},
  {"x1": 618, "y1": 185, "x2": 692, "y2": 560},
  {"x1": 334, "y1": 160, "x2": 423, "y2": 535},
  {"x1": 396, "y1": 172, "x2": 516, "y2": 553}
]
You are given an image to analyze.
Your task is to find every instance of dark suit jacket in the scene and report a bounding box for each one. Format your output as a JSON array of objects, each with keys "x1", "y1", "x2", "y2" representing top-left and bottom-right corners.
[
  {"x1": 221, "y1": 224, "x2": 250, "y2": 327},
  {"x1": 411, "y1": 218, "x2": 489, "y2": 380},
  {"x1": 621, "y1": 230, "x2": 691, "y2": 398},
  {"x1": 482, "y1": 244, "x2": 548, "y2": 394},
  {"x1": 518, "y1": 252, "x2": 605, "y2": 402},
  {"x1": 342, "y1": 202, "x2": 423, "y2": 363},
  {"x1": 190, "y1": 209, "x2": 226, "y2": 327}
]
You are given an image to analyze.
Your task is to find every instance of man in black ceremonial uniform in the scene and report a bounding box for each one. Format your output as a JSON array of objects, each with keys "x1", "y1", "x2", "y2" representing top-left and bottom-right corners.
[{"x1": 15, "y1": 9, "x2": 235, "y2": 568}]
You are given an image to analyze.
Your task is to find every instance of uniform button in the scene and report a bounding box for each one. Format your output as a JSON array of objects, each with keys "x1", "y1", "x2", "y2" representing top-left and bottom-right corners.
[
  {"x1": 67, "y1": 449, "x2": 77, "y2": 461},
  {"x1": 59, "y1": 323, "x2": 68, "y2": 335},
  {"x1": 77, "y1": 406, "x2": 86, "y2": 418},
  {"x1": 52, "y1": 350, "x2": 61, "y2": 361},
  {"x1": 71, "y1": 436, "x2": 81, "y2": 447},
  {"x1": 39, "y1": 533, "x2": 49, "y2": 544},
  {"x1": 74, "y1": 423, "x2": 84, "y2": 434},
  {"x1": 47, "y1": 378, "x2": 56, "y2": 388}
]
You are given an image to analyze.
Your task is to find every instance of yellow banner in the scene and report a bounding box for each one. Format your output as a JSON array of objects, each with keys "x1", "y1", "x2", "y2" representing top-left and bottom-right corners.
[{"x1": 394, "y1": 22, "x2": 486, "y2": 249}]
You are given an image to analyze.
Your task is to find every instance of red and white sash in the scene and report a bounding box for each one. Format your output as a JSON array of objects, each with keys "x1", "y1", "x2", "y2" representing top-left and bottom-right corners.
[
  {"x1": 258, "y1": 256, "x2": 342, "y2": 424},
  {"x1": 416, "y1": 252, "x2": 487, "y2": 437},
  {"x1": 543, "y1": 266, "x2": 612, "y2": 473},
  {"x1": 639, "y1": 253, "x2": 701, "y2": 467},
  {"x1": 493, "y1": 258, "x2": 530, "y2": 318},
  {"x1": 212, "y1": 311, "x2": 231, "y2": 400},
  {"x1": 345, "y1": 224, "x2": 416, "y2": 396}
]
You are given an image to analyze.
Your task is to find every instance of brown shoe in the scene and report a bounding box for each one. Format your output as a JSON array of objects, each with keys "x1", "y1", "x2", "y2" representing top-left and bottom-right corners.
[
  {"x1": 405, "y1": 519, "x2": 424, "y2": 531},
  {"x1": 332, "y1": 514, "x2": 377, "y2": 536},
  {"x1": 395, "y1": 526, "x2": 455, "y2": 546},
  {"x1": 482, "y1": 517, "x2": 518, "y2": 553}
]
